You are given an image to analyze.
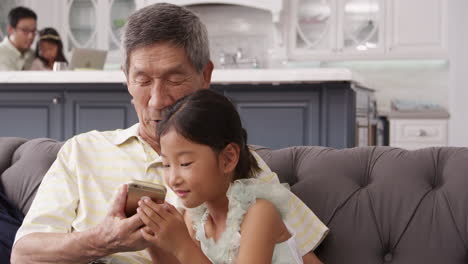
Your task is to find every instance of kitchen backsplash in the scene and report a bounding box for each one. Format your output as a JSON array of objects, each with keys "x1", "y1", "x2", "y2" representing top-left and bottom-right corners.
[{"x1": 187, "y1": 4, "x2": 275, "y2": 69}]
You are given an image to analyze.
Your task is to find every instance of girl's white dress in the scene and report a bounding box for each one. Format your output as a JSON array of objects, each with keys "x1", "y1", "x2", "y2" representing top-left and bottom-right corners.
[{"x1": 186, "y1": 179, "x2": 304, "y2": 264}]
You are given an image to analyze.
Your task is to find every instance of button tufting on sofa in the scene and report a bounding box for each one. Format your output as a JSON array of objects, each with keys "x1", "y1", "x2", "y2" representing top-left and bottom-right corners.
[{"x1": 383, "y1": 252, "x2": 393, "y2": 262}]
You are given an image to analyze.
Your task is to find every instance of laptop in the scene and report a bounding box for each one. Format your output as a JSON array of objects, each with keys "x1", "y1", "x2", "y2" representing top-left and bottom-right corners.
[{"x1": 69, "y1": 48, "x2": 108, "y2": 70}]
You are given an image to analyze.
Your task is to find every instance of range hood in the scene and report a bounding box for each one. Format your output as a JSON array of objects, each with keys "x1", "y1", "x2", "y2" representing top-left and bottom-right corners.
[{"x1": 135, "y1": 0, "x2": 283, "y2": 22}]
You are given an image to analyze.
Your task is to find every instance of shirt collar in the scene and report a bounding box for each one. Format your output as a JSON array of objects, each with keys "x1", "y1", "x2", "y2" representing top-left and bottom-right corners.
[
  {"x1": 110, "y1": 123, "x2": 141, "y2": 145},
  {"x1": 111, "y1": 123, "x2": 163, "y2": 163}
]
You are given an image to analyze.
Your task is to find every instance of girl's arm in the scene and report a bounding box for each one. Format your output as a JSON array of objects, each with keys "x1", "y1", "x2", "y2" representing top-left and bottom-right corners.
[
  {"x1": 237, "y1": 199, "x2": 323, "y2": 264},
  {"x1": 146, "y1": 245, "x2": 181, "y2": 264},
  {"x1": 303, "y1": 251, "x2": 324, "y2": 264},
  {"x1": 137, "y1": 200, "x2": 211, "y2": 264},
  {"x1": 236, "y1": 198, "x2": 284, "y2": 263}
]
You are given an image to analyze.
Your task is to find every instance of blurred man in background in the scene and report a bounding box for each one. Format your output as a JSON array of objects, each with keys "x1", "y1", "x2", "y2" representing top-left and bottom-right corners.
[{"x1": 0, "y1": 6, "x2": 36, "y2": 71}]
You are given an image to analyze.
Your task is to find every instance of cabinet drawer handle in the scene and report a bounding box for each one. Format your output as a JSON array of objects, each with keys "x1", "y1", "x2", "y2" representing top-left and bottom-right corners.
[
  {"x1": 52, "y1": 97, "x2": 61, "y2": 104},
  {"x1": 416, "y1": 129, "x2": 427, "y2": 137}
]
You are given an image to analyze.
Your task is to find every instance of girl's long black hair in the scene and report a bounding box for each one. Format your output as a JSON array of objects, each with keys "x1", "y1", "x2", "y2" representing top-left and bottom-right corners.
[{"x1": 157, "y1": 89, "x2": 260, "y2": 180}]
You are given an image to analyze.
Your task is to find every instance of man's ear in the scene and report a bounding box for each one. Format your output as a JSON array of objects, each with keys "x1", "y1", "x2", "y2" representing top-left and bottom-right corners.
[
  {"x1": 221, "y1": 143, "x2": 240, "y2": 174},
  {"x1": 7, "y1": 25, "x2": 13, "y2": 36},
  {"x1": 202, "y1": 60, "x2": 214, "y2": 89},
  {"x1": 121, "y1": 64, "x2": 130, "y2": 86}
]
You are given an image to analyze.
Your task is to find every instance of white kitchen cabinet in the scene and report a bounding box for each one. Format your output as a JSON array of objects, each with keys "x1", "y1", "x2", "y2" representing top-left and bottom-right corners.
[
  {"x1": 288, "y1": 0, "x2": 385, "y2": 60},
  {"x1": 65, "y1": 0, "x2": 136, "y2": 65},
  {"x1": 389, "y1": 118, "x2": 448, "y2": 150},
  {"x1": 288, "y1": 0, "x2": 338, "y2": 58},
  {"x1": 337, "y1": 0, "x2": 386, "y2": 56},
  {"x1": 288, "y1": 0, "x2": 447, "y2": 61},
  {"x1": 386, "y1": 0, "x2": 447, "y2": 59},
  {"x1": 24, "y1": 0, "x2": 136, "y2": 66}
]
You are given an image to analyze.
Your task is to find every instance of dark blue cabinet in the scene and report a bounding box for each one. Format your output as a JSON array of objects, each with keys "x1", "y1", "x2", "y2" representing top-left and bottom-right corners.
[
  {"x1": 0, "y1": 83, "x2": 137, "y2": 141},
  {"x1": 213, "y1": 82, "x2": 370, "y2": 149},
  {"x1": 0, "y1": 81, "x2": 373, "y2": 149},
  {"x1": 64, "y1": 92, "x2": 138, "y2": 139},
  {"x1": 0, "y1": 91, "x2": 62, "y2": 139},
  {"x1": 222, "y1": 89, "x2": 320, "y2": 149}
]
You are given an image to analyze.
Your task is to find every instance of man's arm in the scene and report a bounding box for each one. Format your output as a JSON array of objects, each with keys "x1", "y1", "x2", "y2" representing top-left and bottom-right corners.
[
  {"x1": 11, "y1": 185, "x2": 150, "y2": 264},
  {"x1": 0, "y1": 49, "x2": 19, "y2": 71},
  {"x1": 0, "y1": 59, "x2": 17, "y2": 71},
  {"x1": 12, "y1": 231, "x2": 106, "y2": 264}
]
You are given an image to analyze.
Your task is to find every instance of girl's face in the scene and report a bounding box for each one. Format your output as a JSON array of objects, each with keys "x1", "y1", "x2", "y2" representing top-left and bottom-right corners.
[
  {"x1": 160, "y1": 128, "x2": 232, "y2": 208},
  {"x1": 39, "y1": 41, "x2": 58, "y2": 62}
]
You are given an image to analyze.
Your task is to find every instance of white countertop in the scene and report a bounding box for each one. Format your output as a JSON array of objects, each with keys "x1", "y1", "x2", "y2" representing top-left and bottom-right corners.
[{"x1": 0, "y1": 68, "x2": 370, "y2": 87}]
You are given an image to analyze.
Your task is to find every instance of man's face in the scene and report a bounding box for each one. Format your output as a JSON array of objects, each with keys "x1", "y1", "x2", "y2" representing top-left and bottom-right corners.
[
  {"x1": 126, "y1": 42, "x2": 213, "y2": 147},
  {"x1": 8, "y1": 18, "x2": 36, "y2": 51}
]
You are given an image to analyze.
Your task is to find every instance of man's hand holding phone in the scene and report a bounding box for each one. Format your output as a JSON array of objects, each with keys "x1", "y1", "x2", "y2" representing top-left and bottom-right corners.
[{"x1": 89, "y1": 184, "x2": 151, "y2": 255}]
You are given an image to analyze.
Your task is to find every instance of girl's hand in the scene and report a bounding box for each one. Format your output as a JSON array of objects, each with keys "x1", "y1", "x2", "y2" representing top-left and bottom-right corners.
[{"x1": 137, "y1": 199, "x2": 192, "y2": 255}]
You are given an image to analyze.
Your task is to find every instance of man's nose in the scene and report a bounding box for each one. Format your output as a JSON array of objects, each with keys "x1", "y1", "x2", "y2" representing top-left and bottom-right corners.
[{"x1": 148, "y1": 81, "x2": 174, "y2": 109}]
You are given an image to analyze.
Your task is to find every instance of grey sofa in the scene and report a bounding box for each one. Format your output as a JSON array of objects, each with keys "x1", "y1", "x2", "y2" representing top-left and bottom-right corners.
[{"x1": 1, "y1": 137, "x2": 468, "y2": 264}]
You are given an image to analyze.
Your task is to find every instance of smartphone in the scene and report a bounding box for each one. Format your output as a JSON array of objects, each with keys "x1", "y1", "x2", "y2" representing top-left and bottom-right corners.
[{"x1": 125, "y1": 180, "x2": 167, "y2": 217}]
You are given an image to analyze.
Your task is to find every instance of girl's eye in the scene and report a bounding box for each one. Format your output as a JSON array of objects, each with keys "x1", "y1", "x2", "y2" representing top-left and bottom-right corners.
[
  {"x1": 162, "y1": 164, "x2": 170, "y2": 168},
  {"x1": 181, "y1": 162, "x2": 193, "y2": 167}
]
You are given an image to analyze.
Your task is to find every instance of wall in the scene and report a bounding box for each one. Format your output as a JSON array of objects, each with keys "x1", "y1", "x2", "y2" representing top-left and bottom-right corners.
[
  {"x1": 24, "y1": 0, "x2": 65, "y2": 35},
  {"x1": 448, "y1": 0, "x2": 468, "y2": 147}
]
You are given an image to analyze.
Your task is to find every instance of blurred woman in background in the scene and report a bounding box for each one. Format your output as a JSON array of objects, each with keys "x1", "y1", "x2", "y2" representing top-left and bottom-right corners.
[{"x1": 30, "y1": 27, "x2": 67, "y2": 70}]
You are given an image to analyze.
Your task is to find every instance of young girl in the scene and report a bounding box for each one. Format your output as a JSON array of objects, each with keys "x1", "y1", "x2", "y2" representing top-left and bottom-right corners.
[
  {"x1": 30, "y1": 27, "x2": 67, "y2": 70},
  {"x1": 136, "y1": 89, "x2": 325, "y2": 264}
]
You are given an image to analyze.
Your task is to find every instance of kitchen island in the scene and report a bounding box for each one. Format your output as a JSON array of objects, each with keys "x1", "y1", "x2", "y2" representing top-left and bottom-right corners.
[{"x1": 0, "y1": 68, "x2": 374, "y2": 149}]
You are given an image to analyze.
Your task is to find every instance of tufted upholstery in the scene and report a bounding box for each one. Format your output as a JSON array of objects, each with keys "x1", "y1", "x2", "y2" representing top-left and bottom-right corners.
[
  {"x1": 1, "y1": 137, "x2": 468, "y2": 263},
  {"x1": 255, "y1": 145, "x2": 468, "y2": 264}
]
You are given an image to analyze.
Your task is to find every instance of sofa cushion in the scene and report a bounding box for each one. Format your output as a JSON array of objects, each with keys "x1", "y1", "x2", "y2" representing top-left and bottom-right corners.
[
  {"x1": 256, "y1": 145, "x2": 468, "y2": 264},
  {"x1": 0, "y1": 138, "x2": 63, "y2": 215}
]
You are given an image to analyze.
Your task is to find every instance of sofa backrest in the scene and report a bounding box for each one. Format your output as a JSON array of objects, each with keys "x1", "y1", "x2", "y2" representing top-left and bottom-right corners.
[
  {"x1": 1, "y1": 137, "x2": 467, "y2": 263},
  {"x1": 254, "y1": 145, "x2": 468, "y2": 264}
]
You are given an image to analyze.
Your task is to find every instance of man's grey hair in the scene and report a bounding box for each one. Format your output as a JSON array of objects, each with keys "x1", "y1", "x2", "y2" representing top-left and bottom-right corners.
[{"x1": 121, "y1": 3, "x2": 210, "y2": 74}]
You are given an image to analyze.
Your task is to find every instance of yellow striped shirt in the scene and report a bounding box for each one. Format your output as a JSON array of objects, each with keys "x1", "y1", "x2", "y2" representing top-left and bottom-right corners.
[{"x1": 15, "y1": 124, "x2": 328, "y2": 262}]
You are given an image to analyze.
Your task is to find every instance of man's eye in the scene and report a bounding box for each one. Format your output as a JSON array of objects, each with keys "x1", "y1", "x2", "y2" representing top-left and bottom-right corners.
[
  {"x1": 181, "y1": 162, "x2": 193, "y2": 167},
  {"x1": 134, "y1": 78, "x2": 151, "y2": 85},
  {"x1": 137, "y1": 81, "x2": 151, "y2": 86},
  {"x1": 166, "y1": 79, "x2": 184, "y2": 85}
]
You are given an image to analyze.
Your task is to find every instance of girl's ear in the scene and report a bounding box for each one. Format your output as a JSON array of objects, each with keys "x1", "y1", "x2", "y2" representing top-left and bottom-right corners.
[{"x1": 221, "y1": 143, "x2": 240, "y2": 174}]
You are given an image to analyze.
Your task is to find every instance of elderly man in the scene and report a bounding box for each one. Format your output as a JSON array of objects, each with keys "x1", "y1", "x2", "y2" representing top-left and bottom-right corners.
[
  {"x1": 0, "y1": 6, "x2": 36, "y2": 71},
  {"x1": 11, "y1": 3, "x2": 327, "y2": 263}
]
